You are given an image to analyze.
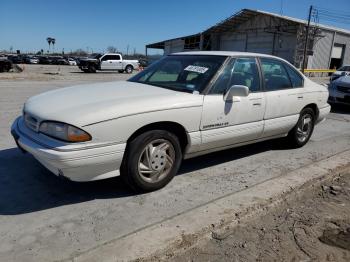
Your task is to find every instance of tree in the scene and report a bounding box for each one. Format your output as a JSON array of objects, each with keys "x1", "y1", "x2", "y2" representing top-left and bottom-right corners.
[
  {"x1": 51, "y1": 38, "x2": 56, "y2": 53},
  {"x1": 46, "y1": 37, "x2": 52, "y2": 52},
  {"x1": 107, "y1": 46, "x2": 118, "y2": 53}
]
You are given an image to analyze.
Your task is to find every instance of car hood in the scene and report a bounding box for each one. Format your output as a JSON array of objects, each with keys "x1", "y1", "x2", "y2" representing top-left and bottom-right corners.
[
  {"x1": 78, "y1": 58, "x2": 98, "y2": 62},
  {"x1": 24, "y1": 81, "x2": 203, "y2": 126},
  {"x1": 333, "y1": 75, "x2": 350, "y2": 87}
]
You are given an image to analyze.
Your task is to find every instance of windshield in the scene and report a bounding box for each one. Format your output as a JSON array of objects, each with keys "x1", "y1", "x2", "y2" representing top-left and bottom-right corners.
[{"x1": 128, "y1": 55, "x2": 227, "y2": 93}]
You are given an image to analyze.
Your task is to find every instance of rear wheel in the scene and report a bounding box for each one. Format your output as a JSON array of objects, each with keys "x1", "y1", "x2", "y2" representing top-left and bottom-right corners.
[
  {"x1": 121, "y1": 130, "x2": 182, "y2": 192},
  {"x1": 125, "y1": 65, "x2": 133, "y2": 74},
  {"x1": 287, "y1": 108, "x2": 315, "y2": 148}
]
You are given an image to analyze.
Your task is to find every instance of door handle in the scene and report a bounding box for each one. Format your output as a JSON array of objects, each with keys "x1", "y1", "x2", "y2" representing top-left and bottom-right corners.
[
  {"x1": 109, "y1": 61, "x2": 113, "y2": 63},
  {"x1": 253, "y1": 103, "x2": 262, "y2": 106},
  {"x1": 297, "y1": 95, "x2": 303, "y2": 99}
]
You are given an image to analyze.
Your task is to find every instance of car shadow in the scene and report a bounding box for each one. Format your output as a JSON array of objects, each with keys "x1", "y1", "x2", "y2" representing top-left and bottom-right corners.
[
  {"x1": 330, "y1": 104, "x2": 350, "y2": 115},
  {"x1": 0, "y1": 138, "x2": 288, "y2": 215},
  {"x1": 69, "y1": 71, "x2": 126, "y2": 74}
]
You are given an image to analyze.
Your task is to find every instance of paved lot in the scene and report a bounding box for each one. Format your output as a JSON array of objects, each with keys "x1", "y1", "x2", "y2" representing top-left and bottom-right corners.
[{"x1": 0, "y1": 65, "x2": 349, "y2": 261}]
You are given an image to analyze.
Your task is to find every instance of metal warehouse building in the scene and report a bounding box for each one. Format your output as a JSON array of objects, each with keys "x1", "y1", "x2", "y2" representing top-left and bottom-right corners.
[{"x1": 146, "y1": 9, "x2": 350, "y2": 69}]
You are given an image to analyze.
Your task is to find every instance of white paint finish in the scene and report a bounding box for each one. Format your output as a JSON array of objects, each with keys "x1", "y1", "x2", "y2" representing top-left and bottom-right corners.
[
  {"x1": 200, "y1": 92, "x2": 265, "y2": 149},
  {"x1": 13, "y1": 118, "x2": 126, "y2": 181},
  {"x1": 263, "y1": 89, "x2": 304, "y2": 119},
  {"x1": 263, "y1": 115, "x2": 299, "y2": 137},
  {"x1": 86, "y1": 105, "x2": 203, "y2": 144},
  {"x1": 24, "y1": 81, "x2": 203, "y2": 127},
  {"x1": 12, "y1": 52, "x2": 330, "y2": 182}
]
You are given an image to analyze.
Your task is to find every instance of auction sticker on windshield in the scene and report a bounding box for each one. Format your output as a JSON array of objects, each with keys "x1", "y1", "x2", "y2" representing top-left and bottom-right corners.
[{"x1": 184, "y1": 65, "x2": 209, "y2": 74}]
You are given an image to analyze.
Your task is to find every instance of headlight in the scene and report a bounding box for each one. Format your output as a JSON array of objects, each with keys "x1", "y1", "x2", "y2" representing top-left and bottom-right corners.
[{"x1": 39, "y1": 121, "x2": 91, "y2": 142}]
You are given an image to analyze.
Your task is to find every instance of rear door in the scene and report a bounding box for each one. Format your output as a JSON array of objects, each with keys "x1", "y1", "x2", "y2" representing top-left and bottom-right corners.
[
  {"x1": 100, "y1": 54, "x2": 122, "y2": 70},
  {"x1": 259, "y1": 58, "x2": 305, "y2": 137}
]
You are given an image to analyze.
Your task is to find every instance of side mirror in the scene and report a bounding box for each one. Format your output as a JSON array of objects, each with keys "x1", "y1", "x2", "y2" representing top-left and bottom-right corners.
[{"x1": 223, "y1": 85, "x2": 249, "y2": 102}]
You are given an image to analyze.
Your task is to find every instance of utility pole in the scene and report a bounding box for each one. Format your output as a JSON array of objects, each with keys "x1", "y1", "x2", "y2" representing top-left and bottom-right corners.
[{"x1": 302, "y1": 5, "x2": 313, "y2": 73}]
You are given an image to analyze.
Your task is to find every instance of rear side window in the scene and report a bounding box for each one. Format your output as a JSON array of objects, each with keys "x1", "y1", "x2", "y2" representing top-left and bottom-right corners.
[
  {"x1": 284, "y1": 63, "x2": 304, "y2": 87},
  {"x1": 260, "y1": 58, "x2": 292, "y2": 91}
]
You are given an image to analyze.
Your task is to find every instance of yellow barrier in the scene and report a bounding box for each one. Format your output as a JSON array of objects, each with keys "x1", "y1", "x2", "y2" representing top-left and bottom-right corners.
[
  {"x1": 299, "y1": 68, "x2": 336, "y2": 77},
  {"x1": 303, "y1": 69, "x2": 336, "y2": 73}
]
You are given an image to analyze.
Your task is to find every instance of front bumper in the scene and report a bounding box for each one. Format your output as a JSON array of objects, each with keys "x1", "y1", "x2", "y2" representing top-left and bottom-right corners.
[
  {"x1": 11, "y1": 117, "x2": 126, "y2": 182},
  {"x1": 328, "y1": 88, "x2": 350, "y2": 105}
]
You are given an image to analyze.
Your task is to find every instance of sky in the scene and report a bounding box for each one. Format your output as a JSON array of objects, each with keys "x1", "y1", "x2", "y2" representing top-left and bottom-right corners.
[{"x1": 1, "y1": 0, "x2": 349, "y2": 55}]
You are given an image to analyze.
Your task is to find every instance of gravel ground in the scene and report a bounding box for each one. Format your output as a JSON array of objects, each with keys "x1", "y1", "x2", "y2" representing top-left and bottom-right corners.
[{"x1": 170, "y1": 172, "x2": 350, "y2": 262}]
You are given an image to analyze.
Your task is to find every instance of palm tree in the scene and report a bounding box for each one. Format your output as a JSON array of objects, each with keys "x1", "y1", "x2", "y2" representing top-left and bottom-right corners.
[
  {"x1": 51, "y1": 38, "x2": 56, "y2": 54},
  {"x1": 46, "y1": 37, "x2": 52, "y2": 53}
]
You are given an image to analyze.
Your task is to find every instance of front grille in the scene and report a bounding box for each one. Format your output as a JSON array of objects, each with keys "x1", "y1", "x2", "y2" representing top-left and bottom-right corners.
[
  {"x1": 24, "y1": 113, "x2": 39, "y2": 132},
  {"x1": 337, "y1": 85, "x2": 350, "y2": 93}
]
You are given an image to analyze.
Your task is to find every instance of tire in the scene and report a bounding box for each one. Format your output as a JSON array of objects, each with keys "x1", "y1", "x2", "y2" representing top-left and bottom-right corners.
[
  {"x1": 121, "y1": 130, "x2": 182, "y2": 192},
  {"x1": 88, "y1": 64, "x2": 96, "y2": 73},
  {"x1": 287, "y1": 108, "x2": 315, "y2": 148},
  {"x1": 118, "y1": 70, "x2": 124, "y2": 73},
  {"x1": 125, "y1": 65, "x2": 133, "y2": 74},
  {"x1": 82, "y1": 69, "x2": 89, "y2": 73},
  {"x1": 4, "y1": 63, "x2": 11, "y2": 72}
]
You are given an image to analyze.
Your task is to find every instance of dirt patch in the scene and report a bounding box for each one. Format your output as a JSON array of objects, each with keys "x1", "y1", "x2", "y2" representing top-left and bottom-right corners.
[{"x1": 168, "y1": 173, "x2": 350, "y2": 262}]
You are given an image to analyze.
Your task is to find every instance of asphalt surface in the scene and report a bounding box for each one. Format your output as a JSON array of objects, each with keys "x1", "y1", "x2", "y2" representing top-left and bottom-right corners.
[{"x1": 0, "y1": 66, "x2": 349, "y2": 261}]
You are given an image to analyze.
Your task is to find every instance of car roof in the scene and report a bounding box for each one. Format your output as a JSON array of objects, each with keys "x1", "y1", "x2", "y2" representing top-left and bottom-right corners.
[{"x1": 172, "y1": 51, "x2": 278, "y2": 59}]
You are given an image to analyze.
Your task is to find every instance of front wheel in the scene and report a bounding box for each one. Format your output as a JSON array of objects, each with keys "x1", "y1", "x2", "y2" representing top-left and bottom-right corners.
[
  {"x1": 121, "y1": 130, "x2": 182, "y2": 192},
  {"x1": 287, "y1": 108, "x2": 315, "y2": 148},
  {"x1": 88, "y1": 65, "x2": 96, "y2": 73},
  {"x1": 125, "y1": 65, "x2": 133, "y2": 74}
]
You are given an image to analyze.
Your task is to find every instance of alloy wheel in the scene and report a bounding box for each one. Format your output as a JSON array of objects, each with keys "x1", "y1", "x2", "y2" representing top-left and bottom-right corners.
[{"x1": 137, "y1": 139, "x2": 175, "y2": 183}]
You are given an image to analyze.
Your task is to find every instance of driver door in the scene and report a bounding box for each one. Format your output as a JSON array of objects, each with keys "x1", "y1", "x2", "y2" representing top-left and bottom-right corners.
[
  {"x1": 200, "y1": 57, "x2": 266, "y2": 150},
  {"x1": 101, "y1": 54, "x2": 122, "y2": 70}
]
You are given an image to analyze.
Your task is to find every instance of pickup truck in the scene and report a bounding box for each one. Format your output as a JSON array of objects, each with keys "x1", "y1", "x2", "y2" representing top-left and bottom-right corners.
[
  {"x1": 0, "y1": 57, "x2": 12, "y2": 72},
  {"x1": 78, "y1": 53, "x2": 139, "y2": 73}
]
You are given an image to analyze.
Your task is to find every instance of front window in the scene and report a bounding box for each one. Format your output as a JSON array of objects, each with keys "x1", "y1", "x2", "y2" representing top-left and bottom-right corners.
[
  {"x1": 128, "y1": 55, "x2": 227, "y2": 93},
  {"x1": 210, "y1": 57, "x2": 261, "y2": 94},
  {"x1": 338, "y1": 66, "x2": 350, "y2": 71}
]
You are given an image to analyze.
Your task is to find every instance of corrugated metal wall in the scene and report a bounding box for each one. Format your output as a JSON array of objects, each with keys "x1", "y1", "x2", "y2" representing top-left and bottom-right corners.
[
  {"x1": 217, "y1": 14, "x2": 298, "y2": 63},
  {"x1": 308, "y1": 29, "x2": 334, "y2": 69},
  {"x1": 164, "y1": 39, "x2": 184, "y2": 54},
  {"x1": 220, "y1": 33, "x2": 246, "y2": 51},
  {"x1": 160, "y1": 13, "x2": 349, "y2": 68}
]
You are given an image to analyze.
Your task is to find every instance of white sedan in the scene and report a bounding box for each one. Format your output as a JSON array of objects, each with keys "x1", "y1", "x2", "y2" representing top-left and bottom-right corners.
[{"x1": 11, "y1": 51, "x2": 330, "y2": 191}]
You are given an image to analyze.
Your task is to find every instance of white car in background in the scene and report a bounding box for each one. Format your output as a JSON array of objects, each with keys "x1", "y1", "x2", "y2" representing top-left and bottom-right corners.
[
  {"x1": 68, "y1": 58, "x2": 77, "y2": 66},
  {"x1": 331, "y1": 65, "x2": 350, "y2": 81},
  {"x1": 11, "y1": 51, "x2": 330, "y2": 192},
  {"x1": 29, "y1": 57, "x2": 39, "y2": 64},
  {"x1": 329, "y1": 75, "x2": 350, "y2": 105}
]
